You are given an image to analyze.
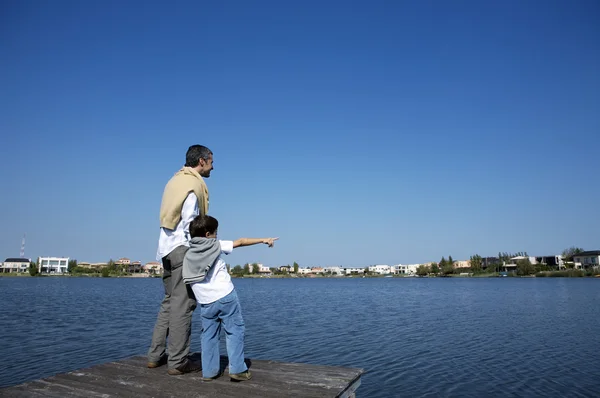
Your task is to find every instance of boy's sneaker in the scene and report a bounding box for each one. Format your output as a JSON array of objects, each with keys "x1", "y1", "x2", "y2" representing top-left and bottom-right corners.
[
  {"x1": 202, "y1": 371, "x2": 223, "y2": 381},
  {"x1": 230, "y1": 370, "x2": 252, "y2": 381},
  {"x1": 167, "y1": 359, "x2": 202, "y2": 375}
]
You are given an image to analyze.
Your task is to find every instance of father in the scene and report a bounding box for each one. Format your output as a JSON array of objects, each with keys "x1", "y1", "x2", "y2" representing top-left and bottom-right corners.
[{"x1": 147, "y1": 144, "x2": 214, "y2": 375}]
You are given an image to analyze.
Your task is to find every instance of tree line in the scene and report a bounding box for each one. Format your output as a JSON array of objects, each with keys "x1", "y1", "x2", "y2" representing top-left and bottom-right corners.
[
  {"x1": 228, "y1": 262, "x2": 300, "y2": 277},
  {"x1": 414, "y1": 246, "x2": 590, "y2": 277},
  {"x1": 24, "y1": 246, "x2": 591, "y2": 278}
]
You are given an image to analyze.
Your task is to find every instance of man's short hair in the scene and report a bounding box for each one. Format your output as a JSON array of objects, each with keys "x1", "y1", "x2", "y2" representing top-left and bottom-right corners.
[
  {"x1": 185, "y1": 145, "x2": 212, "y2": 168},
  {"x1": 189, "y1": 215, "x2": 219, "y2": 238}
]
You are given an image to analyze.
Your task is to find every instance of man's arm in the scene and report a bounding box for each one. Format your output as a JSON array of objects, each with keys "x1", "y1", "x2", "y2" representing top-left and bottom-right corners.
[{"x1": 233, "y1": 237, "x2": 279, "y2": 249}]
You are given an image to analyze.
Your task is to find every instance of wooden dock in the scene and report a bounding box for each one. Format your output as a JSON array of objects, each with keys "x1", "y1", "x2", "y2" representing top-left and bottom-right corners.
[{"x1": 1, "y1": 354, "x2": 364, "y2": 397}]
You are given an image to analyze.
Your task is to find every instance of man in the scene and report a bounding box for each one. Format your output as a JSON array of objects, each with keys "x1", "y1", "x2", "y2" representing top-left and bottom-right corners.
[{"x1": 147, "y1": 144, "x2": 214, "y2": 375}]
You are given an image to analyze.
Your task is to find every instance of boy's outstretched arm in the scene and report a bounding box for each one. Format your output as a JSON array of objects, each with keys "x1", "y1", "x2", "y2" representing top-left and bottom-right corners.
[{"x1": 233, "y1": 237, "x2": 279, "y2": 249}]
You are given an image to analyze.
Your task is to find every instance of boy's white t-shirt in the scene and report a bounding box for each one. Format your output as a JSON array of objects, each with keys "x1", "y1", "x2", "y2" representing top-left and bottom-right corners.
[{"x1": 191, "y1": 240, "x2": 235, "y2": 305}]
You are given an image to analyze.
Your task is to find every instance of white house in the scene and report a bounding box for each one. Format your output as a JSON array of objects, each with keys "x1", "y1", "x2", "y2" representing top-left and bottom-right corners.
[
  {"x1": 244, "y1": 263, "x2": 256, "y2": 273},
  {"x1": 2, "y1": 258, "x2": 31, "y2": 273},
  {"x1": 258, "y1": 265, "x2": 271, "y2": 274},
  {"x1": 323, "y1": 266, "x2": 344, "y2": 275},
  {"x1": 573, "y1": 251, "x2": 600, "y2": 269},
  {"x1": 297, "y1": 267, "x2": 313, "y2": 275},
  {"x1": 368, "y1": 265, "x2": 391, "y2": 275},
  {"x1": 38, "y1": 257, "x2": 69, "y2": 274},
  {"x1": 534, "y1": 255, "x2": 565, "y2": 269},
  {"x1": 341, "y1": 267, "x2": 365, "y2": 275},
  {"x1": 510, "y1": 256, "x2": 538, "y2": 264},
  {"x1": 392, "y1": 264, "x2": 419, "y2": 275},
  {"x1": 144, "y1": 261, "x2": 163, "y2": 275}
]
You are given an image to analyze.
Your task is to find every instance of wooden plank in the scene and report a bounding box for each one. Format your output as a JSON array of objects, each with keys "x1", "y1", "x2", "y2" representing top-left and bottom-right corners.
[
  {"x1": 0, "y1": 379, "x2": 117, "y2": 398},
  {"x1": 1, "y1": 355, "x2": 364, "y2": 398}
]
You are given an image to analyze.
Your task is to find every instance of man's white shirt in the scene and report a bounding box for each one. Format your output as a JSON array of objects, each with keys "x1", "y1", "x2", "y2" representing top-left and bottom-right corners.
[
  {"x1": 191, "y1": 240, "x2": 235, "y2": 305},
  {"x1": 157, "y1": 192, "x2": 198, "y2": 261}
]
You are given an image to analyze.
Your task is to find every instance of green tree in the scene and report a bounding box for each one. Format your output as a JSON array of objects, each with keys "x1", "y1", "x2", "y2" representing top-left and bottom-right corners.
[
  {"x1": 28, "y1": 262, "x2": 39, "y2": 276},
  {"x1": 470, "y1": 254, "x2": 482, "y2": 273},
  {"x1": 101, "y1": 267, "x2": 110, "y2": 277},
  {"x1": 243, "y1": 264, "x2": 250, "y2": 275},
  {"x1": 293, "y1": 262, "x2": 299, "y2": 273},
  {"x1": 535, "y1": 261, "x2": 549, "y2": 273},
  {"x1": 448, "y1": 255, "x2": 454, "y2": 265},
  {"x1": 68, "y1": 259, "x2": 77, "y2": 273},
  {"x1": 232, "y1": 265, "x2": 243, "y2": 276},
  {"x1": 439, "y1": 257, "x2": 447, "y2": 269},
  {"x1": 562, "y1": 246, "x2": 584, "y2": 262},
  {"x1": 517, "y1": 258, "x2": 535, "y2": 276},
  {"x1": 252, "y1": 263, "x2": 260, "y2": 274},
  {"x1": 71, "y1": 266, "x2": 85, "y2": 274},
  {"x1": 106, "y1": 259, "x2": 116, "y2": 272},
  {"x1": 430, "y1": 262, "x2": 439, "y2": 274},
  {"x1": 416, "y1": 264, "x2": 430, "y2": 276},
  {"x1": 442, "y1": 260, "x2": 454, "y2": 275}
]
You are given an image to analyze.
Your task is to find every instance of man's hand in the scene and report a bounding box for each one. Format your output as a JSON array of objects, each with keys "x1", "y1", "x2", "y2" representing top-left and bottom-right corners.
[{"x1": 263, "y1": 237, "x2": 279, "y2": 247}]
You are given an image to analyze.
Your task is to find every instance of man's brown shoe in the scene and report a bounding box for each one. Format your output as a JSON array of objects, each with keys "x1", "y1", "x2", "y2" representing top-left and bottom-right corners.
[
  {"x1": 167, "y1": 359, "x2": 202, "y2": 375},
  {"x1": 147, "y1": 355, "x2": 167, "y2": 369},
  {"x1": 230, "y1": 370, "x2": 252, "y2": 381}
]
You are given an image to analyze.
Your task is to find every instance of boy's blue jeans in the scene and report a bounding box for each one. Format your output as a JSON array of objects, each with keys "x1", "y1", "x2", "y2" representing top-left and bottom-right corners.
[{"x1": 200, "y1": 289, "x2": 248, "y2": 378}]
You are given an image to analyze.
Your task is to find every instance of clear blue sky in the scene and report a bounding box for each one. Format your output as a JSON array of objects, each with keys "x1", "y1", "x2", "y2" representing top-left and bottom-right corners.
[{"x1": 1, "y1": 0, "x2": 598, "y2": 267}]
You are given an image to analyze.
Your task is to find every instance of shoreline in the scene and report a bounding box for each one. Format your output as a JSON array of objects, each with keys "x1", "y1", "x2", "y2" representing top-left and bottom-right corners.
[{"x1": 1, "y1": 272, "x2": 598, "y2": 279}]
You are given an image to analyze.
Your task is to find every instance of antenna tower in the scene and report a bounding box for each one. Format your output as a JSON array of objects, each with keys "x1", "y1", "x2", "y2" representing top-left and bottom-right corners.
[{"x1": 20, "y1": 234, "x2": 26, "y2": 258}]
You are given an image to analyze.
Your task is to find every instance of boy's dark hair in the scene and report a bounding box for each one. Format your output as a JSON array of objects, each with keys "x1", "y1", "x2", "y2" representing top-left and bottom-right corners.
[
  {"x1": 189, "y1": 215, "x2": 219, "y2": 238},
  {"x1": 185, "y1": 145, "x2": 212, "y2": 168}
]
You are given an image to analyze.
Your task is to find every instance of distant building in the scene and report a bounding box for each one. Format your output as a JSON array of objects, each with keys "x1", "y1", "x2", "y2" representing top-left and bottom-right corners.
[
  {"x1": 279, "y1": 265, "x2": 293, "y2": 273},
  {"x1": 340, "y1": 267, "x2": 365, "y2": 275},
  {"x1": 510, "y1": 256, "x2": 538, "y2": 264},
  {"x1": 573, "y1": 251, "x2": 600, "y2": 269},
  {"x1": 258, "y1": 265, "x2": 271, "y2": 274},
  {"x1": 38, "y1": 257, "x2": 69, "y2": 274},
  {"x1": 2, "y1": 258, "x2": 31, "y2": 273},
  {"x1": 368, "y1": 265, "x2": 391, "y2": 275},
  {"x1": 392, "y1": 264, "x2": 419, "y2": 275},
  {"x1": 535, "y1": 255, "x2": 565, "y2": 269},
  {"x1": 144, "y1": 262, "x2": 163, "y2": 275},
  {"x1": 127, "y1": 261, "x2": 143, "y2": 273},
  {"x1": 323, "y1": 266, "x2": 344, "y2": 275},
  {"x1": 453, "y1": 260, "x2": 471, "y2": 269},
  {"x1": 481, "y1": 257, "x2": 502, "y2": 270},
  {"x1": 115, "y1": 258, "x2": 131, "y2": 265}
]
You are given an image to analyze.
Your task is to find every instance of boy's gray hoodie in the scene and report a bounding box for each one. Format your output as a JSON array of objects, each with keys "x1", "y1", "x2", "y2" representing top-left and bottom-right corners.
[{"x1": 182, "y1": 237, "x2": 221, "y2": 284}]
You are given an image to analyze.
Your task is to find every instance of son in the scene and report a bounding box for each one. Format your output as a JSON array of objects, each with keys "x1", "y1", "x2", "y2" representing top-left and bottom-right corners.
[{"x1": 182, "y1": 214, "x2": 278, "y2": 381}]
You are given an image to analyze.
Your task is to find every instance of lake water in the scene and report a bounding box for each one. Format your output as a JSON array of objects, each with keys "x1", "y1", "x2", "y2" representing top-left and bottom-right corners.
[{"x1": 1, "y1": 277, "x2": 599, "y2": 397}]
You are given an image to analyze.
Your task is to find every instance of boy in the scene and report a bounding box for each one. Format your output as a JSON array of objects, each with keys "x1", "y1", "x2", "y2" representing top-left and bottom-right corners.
[{"x1": 183, "y1": 214, "x2": 278, "y2": 381}]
